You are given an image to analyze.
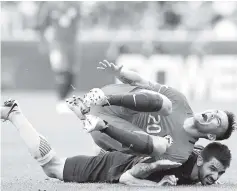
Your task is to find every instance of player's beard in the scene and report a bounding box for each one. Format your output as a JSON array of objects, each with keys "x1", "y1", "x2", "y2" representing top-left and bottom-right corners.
[{"x1": 198, "y1": 166, "x2": 215, "y2": 185}]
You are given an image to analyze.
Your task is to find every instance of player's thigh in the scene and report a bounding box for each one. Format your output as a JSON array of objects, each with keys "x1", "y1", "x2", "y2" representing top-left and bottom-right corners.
[
  {"x1": 63, "y1": 153, "x2": 127, "y2": 183},
  {"x1": 63, "y1": 155, "x2": 95, "y2": 183}
]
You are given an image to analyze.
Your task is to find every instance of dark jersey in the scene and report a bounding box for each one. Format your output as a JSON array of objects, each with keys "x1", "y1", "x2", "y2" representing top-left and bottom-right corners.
[
  {"x1": 63, "y1": 151, "x2": 144, "y2": 183},
  {"x1": 147, "y1": 152, "x2": 199, "y2": 185},
  {"x1": 91, "y1": 83, "x2": 197, "y2": 163},
  {"x1": 63, "y1": 150, "x2": 198, "y2": 184}
]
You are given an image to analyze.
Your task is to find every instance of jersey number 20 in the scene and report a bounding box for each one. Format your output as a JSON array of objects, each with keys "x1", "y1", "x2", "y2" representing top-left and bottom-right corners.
[{"x1": 146, "y1": 114, "x2": 161, "y2": 134}]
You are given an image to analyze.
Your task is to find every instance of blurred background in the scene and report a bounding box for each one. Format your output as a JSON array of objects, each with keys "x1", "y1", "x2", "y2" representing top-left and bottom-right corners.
[{"x1": 1, "y1": 1, "x2": 237, "y2": 102}]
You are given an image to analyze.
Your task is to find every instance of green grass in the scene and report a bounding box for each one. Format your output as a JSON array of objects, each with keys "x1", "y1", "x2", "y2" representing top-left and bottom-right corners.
[{"x1": 1, "y1": 91, "x2": 237, "y2": 191}]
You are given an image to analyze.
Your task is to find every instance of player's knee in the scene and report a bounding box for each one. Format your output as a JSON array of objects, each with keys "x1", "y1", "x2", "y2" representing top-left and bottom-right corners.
[
  {"x1": 151, "y1": 136, "x2": 169, "y2": 156},
  {"x1": 160, "y1": 96, "x2": 172, "y2": 116},
  {"x1": 42, "y1": 156, "x2": 65, "y2": 181}
]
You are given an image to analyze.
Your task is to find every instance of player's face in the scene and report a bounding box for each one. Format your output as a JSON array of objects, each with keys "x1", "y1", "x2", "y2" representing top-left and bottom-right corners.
[
  {"x1": 198, "y1": 157, "x2": 226, "y2": 185},
  {"x1": 193, "y1": 109, "x2": 228, "y2": 137}
]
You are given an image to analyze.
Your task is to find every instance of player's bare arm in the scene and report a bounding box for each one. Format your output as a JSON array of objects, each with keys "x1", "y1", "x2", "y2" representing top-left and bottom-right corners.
[
  {"x1": 97, "y1": 60, "x2": 158, "y2": 88},
  {"x1": 119, "y1": 160, "x2": 180, "y2": 186},
  {"x1": 119, "y1": 172, "x2": 178, "y2": 186}
]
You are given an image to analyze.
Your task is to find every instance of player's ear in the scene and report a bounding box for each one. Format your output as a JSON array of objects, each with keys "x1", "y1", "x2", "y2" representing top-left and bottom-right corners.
[
  {"x1": 207, "y1": 134, "x2": 216, "y2": 141},
  {"x1": 197, "y1": 155, "x2": 203, "y2": 167}
]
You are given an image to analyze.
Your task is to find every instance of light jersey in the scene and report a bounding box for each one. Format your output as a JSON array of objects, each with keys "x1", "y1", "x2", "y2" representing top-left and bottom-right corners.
[{"x1": 99, "y1": 83, "x2": 197, "y2": 163}]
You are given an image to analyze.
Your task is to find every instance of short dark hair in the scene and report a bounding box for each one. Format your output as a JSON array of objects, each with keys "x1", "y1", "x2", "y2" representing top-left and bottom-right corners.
[
  {"x1": 217, "y1": 111, "x2": 236, "y2": 140},
  {"x1": 201, "y1": 142, "x2": 231, "y2": 168}
]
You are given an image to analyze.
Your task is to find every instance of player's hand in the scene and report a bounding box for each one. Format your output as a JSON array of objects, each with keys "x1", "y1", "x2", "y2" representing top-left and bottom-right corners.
[
  {"x1": 97, "y1": 60, "x2": 123, "y2": 75},
  {"x1": 158, "y1": 175, "x2": 179, "y2": 186},
  {"x1": 154, "y1": 160, "x2": 182, "y2": 170}
]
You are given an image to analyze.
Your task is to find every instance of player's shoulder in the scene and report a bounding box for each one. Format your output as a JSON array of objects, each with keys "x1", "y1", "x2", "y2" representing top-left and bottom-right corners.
[{"x1": 151, "y1": 82, "x2": 187, "y2": 102}]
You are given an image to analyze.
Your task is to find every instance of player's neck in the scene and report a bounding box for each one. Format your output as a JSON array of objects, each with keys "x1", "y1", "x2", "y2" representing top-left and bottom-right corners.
[
  {"x1": 183, "y1": 118, "x2": 200, "y2": 138},
  {"x1": 190, "y1": 163, "x2": 199, "y2": 181}
]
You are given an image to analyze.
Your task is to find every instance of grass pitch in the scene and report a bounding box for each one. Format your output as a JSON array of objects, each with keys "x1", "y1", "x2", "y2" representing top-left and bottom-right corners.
[{"x1": 1, "y1": 91, "x2": 237, "y2": 191}]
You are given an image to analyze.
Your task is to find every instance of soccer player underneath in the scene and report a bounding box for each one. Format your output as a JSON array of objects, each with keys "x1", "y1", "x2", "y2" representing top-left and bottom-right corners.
[
  {"x1": 1, "y1": 100, "x2": 231, "y2": 186},
  {"x1": 78, "y1": 60, "x2": 236, "y2": 163}
]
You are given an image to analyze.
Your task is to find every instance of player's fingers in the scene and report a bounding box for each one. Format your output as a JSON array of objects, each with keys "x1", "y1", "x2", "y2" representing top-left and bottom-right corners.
[
  {"x1": 165, "y1": 179, "x2": 175, "y2": 186},
  {"x1": 99, "y1": 61, "x2": 107, "y2": 68},
  {"x1": 169, "y1": 175, "x2": 177, "y2": 184},
  {"x1": 97, "y1": 67, "x2": 105, "y2": 70},
  {"x1": 110, "y1": 62, "x2": 116, "y2": 68},
  {"x1": 168, "y1": 176, "x2": 177, "y2": 186},
  {"x1": 103, "y1": 60, "x2": 110, "y2": 66}
]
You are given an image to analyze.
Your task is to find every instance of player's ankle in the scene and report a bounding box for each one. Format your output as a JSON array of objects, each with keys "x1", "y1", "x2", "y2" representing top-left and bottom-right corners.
[
  {"x1": 96, "y1": 119, "x2": 107, "y2": 130},
  {"x1": 8, "y1": 110, "x2": 22, "y2": 122}
]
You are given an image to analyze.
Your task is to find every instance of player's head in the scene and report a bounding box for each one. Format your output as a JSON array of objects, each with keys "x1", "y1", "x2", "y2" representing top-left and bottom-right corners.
[
  {"x1": 197, "y1": 142, "x2": 231, "y2": 185},
  {"x1": 193, "y1": 109, "x2": 235, "y2": 141}
]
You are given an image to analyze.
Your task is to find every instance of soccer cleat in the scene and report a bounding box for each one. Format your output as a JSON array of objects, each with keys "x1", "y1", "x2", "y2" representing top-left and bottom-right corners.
[
  {"x1": 1, "y1": 99, "x2": 20, "y2": 121},
  {"x1": 83, "y1": 114, "x2": 106, "y2": 133},
  {"x1": 164, "y1": 135, "x2": 173, "y2": 148},
  {"x1": 83, "y1": 88, "x2": 108, "y2": 108},
  {"x1": 66, "y1": 96, "x2": 89, "y2": 120}
]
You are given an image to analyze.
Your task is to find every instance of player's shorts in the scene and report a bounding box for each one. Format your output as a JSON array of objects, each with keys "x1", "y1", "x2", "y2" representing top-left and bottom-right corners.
[{"x1": 63, "y1": 151, "x2": 138, "y2": 183}]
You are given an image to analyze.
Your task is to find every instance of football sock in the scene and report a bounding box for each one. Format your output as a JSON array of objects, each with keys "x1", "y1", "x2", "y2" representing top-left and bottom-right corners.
[
  {"x1": 106, "y1": 92, "x2": 163, "y2": 112},
  {"x1": 56, "y1": 71, "x2": 74, "y2": 100},
  {"x1": 101, "y1": 123, "x2": 153, "y2": 155},
  {"x1": 9, "y1": 113, "x2": 55, "y2": 166},
  {"x1": 90, "y1": 131, "x2": 125, "y2": 152}
]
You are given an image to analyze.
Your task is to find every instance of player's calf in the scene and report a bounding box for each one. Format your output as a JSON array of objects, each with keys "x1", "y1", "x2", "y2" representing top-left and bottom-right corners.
[{"x1": 1, "y1": 99, "x2": 63, "y2": 179}]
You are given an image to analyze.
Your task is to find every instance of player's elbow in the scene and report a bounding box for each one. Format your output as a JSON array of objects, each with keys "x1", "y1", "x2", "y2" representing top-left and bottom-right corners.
[
  {"x1": 119, "y1": 171, "x2": 134, "y2": 185},
  {"x1": 160, "y1": 97, "x2": 172, "y2": 116}
]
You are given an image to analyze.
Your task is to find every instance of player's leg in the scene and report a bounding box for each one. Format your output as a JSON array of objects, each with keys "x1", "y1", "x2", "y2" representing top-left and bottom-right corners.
[
  {"x1": 0, "y1": 99, "x2": 65, "y2": 180},
  {"x1": 86, "y1": 115, "x2": 172, "y2": 157},
  {"x1": 1, "y1": 100, "x2": 123, "y2": 183},
  {"x1": 66, "y1": 96, "x2": 141, "y2": 153},
  {"x1": 83, "y1": 87, "x2": 171, "y2": 115},
  {"x1": 66, "y1": 98, "x2": 172, "y2": 156}
]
